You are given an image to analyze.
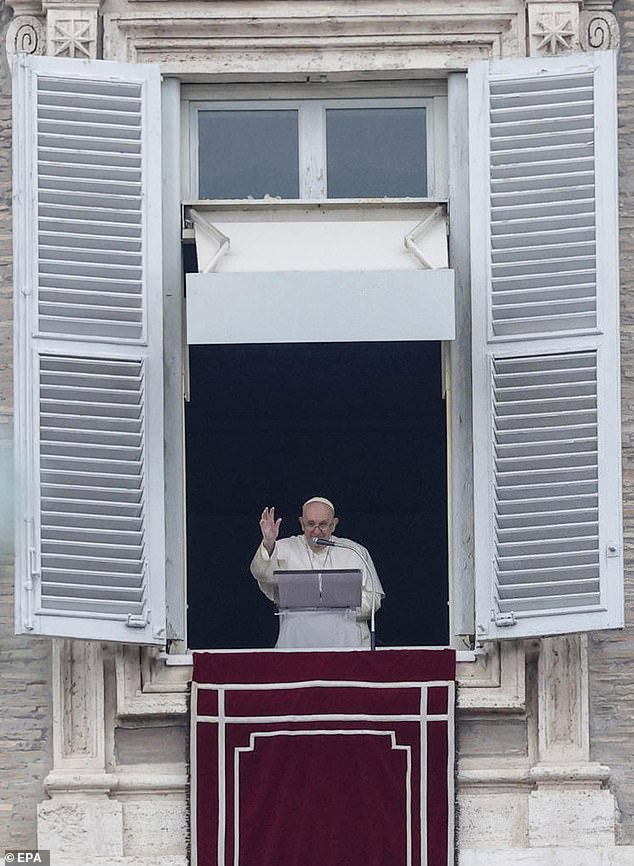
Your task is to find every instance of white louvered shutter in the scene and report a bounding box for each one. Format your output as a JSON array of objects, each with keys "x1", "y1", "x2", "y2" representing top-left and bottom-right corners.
[
  {"x1": 469, "y1": 51, "x2": 623, "y2": 640},
  {"x1": 13, "y1": 55, "x2": 166, "y2": 644}
]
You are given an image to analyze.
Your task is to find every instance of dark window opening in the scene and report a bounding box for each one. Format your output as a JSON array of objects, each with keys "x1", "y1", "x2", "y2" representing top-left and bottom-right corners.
[{"x1": 185, "y1": 341, "x2": 449, "y2": 649}]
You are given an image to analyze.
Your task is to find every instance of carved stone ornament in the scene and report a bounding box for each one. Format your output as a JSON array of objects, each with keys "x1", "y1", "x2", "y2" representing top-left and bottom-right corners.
[
  {"x1": 580, "y1": 10, "x2": 620, "y2": 51},
  {"x1": 528, "y1": 4, "x2": 581, "y2": 56},
  {"x1": 47, "y1": 7, "x2": 97, "y2": 58},
  {"x1": 6, "y1": 14, "x2": 46, "y2": 65}
]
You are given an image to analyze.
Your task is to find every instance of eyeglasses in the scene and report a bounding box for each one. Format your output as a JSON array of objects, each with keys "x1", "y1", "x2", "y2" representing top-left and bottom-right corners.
[{"x1": 302, "y1": 520, "x2": 333, "y2": 531}]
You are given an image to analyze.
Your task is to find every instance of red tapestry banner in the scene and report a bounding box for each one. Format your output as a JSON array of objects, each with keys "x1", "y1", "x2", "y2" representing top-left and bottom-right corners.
[{"x1": 192, "y1": 648, "x2": 455, "y2": 866}]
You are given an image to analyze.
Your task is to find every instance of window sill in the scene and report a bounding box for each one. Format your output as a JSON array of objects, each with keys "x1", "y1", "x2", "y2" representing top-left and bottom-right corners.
[
  {"x1": 161, "y1": 646, "x2": 478, "y2": 665},
  {"x1": 115, "y1": 642, "x2": 526, "y2": 719}
]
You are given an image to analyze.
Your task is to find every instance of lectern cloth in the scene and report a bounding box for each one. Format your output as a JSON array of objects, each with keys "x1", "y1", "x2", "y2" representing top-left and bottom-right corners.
[
  {"x1": 191, "y1": 648, "x2": 456, "y2": 866},
  {"x1": 276, "y1": 608, "x2": 359, "y2": 648}
]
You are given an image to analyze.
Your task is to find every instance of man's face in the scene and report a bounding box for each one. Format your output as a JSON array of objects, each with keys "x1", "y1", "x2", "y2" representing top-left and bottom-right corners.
[{"x1": 299, "y1": 502, "x2": 338, "y2": 546}]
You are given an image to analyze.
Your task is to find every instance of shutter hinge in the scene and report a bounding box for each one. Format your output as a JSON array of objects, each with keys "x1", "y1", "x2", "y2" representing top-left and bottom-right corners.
[
  {"x1": 606, "y1": 541, "x2": 621, "y2": 558},
  {"x1": 23, "y1": 545, "x2": 38, "y2": 631},
  {"x1": 493, "y1": 611, "x2": 516, "y2": 628},
  {"x1": 28, "y1": 546, "x2": 40, "y2": 582},
  {"x1": 126, "y1": 614, "x2": 148, "y2": 629}
]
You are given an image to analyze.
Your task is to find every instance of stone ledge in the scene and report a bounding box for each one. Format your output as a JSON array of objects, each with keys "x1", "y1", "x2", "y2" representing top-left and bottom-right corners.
[
  {"x1": 530, "y1": 763, "x2": 611, "y2": 786},
  {"x1": 459, "y1": 847, "x2": 634, "y2": 866},
  {"x1": 44, "y1": 767, "x2": 187, "y2": 796},
  {"x1": 458, "y1": 762, "x2": 611, "y2": 788}
]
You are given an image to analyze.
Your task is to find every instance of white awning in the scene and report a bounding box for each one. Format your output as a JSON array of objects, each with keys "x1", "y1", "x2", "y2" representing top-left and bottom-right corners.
[{"x1": 186, "y1": 269, "x2": 455, "y2": 344}]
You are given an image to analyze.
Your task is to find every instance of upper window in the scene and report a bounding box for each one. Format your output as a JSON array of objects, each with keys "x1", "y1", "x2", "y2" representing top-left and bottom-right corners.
[
  {"x1": 325, "y1": 106, "x2": 427, "y2": 198},
  {"x1": 198, "y1": 108, "x2": 300, "y2": 199},
  {"x1": 189, "y1": 98, "x2": 433, "y2": 201}
]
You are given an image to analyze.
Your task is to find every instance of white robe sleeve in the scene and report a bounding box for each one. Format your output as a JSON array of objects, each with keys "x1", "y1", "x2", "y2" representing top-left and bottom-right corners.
[
  {"x1": 250, "y1": 542, "x2": 278, "y2": 602},
  {"x1": 356, "y1": 544, "x2": 384, "y2": 621}
]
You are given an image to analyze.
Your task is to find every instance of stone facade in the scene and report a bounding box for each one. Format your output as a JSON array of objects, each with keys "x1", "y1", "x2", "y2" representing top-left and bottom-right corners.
[{"x1": 2, "y1": 1, "x2": 634, "y2": 864}]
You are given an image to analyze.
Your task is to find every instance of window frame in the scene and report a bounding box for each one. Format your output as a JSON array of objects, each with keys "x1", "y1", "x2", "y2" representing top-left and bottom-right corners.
[
  {"x1": 13, "y1": 54, "x2": 622, "y2": 650},
  {"x1": 183, "y1": 85, "x2": 448, "y2": 202}
]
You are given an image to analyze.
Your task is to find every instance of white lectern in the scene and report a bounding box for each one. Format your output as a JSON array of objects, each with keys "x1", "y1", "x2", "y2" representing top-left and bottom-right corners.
[{"x1": 273, "y1": 569, "x2": 363, "y2": 649}]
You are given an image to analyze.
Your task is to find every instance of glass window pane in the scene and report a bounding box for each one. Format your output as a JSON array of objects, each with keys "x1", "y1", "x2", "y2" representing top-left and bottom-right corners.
[
  {"x1": 326, "y1": 107, "x2": 427, "y2": 198},
  {"x1": 198, "y1": 110, "x2": 299, "y2": 199}
]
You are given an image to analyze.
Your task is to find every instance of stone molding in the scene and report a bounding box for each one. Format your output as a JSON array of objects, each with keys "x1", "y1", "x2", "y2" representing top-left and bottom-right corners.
[
  {"x1": 458, "y1": 634, "x2": 609, "y2": 787},
  {"x1": 460, "y1": 849, "x2": 634, "y2": 865},
  {"x1": 104, "y1": 9, "x2": 523, "y2": 71},
  {"x1": 52, "y1": 639, "x2": 106, "y2": 772},
  {"x1": 4, "y1": 1, "x2": 619, "y2": 85},
  {"x1": 115, "y1": 645, "x2": 188, "y2": 719},
  {"x1": 527, "y1": 2, "x2": 581, "y2": 55},
  {"x1": 40, "y1": 633, "x2": 619, "y2": 859},
  {"x1": 6, "y1": 1, "x2": 525, "y2": 68},
  {"x1": 7, "y1": 0, "x2": 43, "y2": 13},
  {"x1": 456, "y1": 634, "x2": 618, "y2": 854},
  {"x1": 457, "y1": 640, "x2": 526, "y2": 711},
  {"x1": 537, "y1": 633, "x2": 589, "y2": 764},
  {"x1": 5, "y1": 2, "x2": 620, "y2": 76},
  {"x1": 7, "y1": 6, "x2": 99, "y2": 59},
  {"x1": 46, "y1": 5, "x2": 98, "y2": 57},
  {"x1": 526, "y1": 0, "x2": 619, "y2": 54},
  {"x1": 42, "y1": 640, "x2": 188, "y2": 864},
  {"x1": 458, "y1": 760, "x2": 610, "y2": 786},
  {"x1": 580, "y1": 9, "x2": 620, "y2": 49},
  {"x1": 44, "y1": 769, "x2": 187, "y2": 795},
  {"x1": 47, "y1": 641, "x2": 188, "y2": 782},
  {"x1": 6, "y1": 13, "x2": 45, "y2": 63},
  {"x1": 111, "y1": 640, "x2": 527, "y2": 715}
]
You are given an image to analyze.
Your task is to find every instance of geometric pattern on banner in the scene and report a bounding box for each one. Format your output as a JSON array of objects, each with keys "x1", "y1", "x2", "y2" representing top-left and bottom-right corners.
[{"x1": 191, "y1": 649, "x2": 455, "y2": 866}]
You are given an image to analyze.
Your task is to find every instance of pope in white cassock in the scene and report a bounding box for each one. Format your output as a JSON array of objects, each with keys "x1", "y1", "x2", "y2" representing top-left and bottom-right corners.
[{"x1": 250, "y1": 497, "x2": 385, "y2": 648}]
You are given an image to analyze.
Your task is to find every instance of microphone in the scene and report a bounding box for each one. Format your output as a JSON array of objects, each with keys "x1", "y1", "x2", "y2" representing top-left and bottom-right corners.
[{"x1": 311, "y1": 537, "x2": 377, "y2": 650}]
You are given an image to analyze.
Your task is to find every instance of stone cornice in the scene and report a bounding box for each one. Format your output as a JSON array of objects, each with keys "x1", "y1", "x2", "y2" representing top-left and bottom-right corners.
[
  {"x1": 7, "y1": 0, "x2": 41, "y2": 13},
  {"x1": 3, "y1": 1, "x2": 521, "y2": 69},
  {"x1": 7, "y1": 0, "x2": 620, "y2": 69},
  {"x1": 102, "y1": 7, "x2": 524, "y2": 70},
  {"x1": 9, "y1": 0, "x2": 100, "y2": 10},
  {"x1": 8, "y1": 0, "x2": 618, "y2": 15}
]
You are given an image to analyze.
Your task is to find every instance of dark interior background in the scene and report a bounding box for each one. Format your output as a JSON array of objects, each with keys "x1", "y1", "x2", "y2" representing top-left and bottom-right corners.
[{"x1": 185, "y1": 340, "x2": 448, "y2": 649}]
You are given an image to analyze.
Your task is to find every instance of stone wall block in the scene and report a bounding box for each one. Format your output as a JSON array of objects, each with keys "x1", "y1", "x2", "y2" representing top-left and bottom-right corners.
[
  {"x1": 37, "y1": 798, "x2": 124, "y2": 857},
  {"x1": 528, "y1": 788, "x2": 616, "y2": 847},
  {"x1": 457, "y1": 790, "x2": 528, "y2": 848},
  {"x1": 121, "y1": 796, "x2": 188, "y2": 857},
  {"x1": 461, "y1": 848, "x2": 628, "y2": 866}
]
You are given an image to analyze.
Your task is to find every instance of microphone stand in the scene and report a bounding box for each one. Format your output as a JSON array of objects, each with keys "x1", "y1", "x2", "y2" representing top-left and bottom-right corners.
[{"x1": 313, "y1": 538, "x2": 377, "y2": 650}]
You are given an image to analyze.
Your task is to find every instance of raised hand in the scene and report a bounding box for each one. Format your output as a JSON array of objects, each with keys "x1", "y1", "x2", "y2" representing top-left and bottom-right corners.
[{"x1": 259, "y1": 506, "x2": 282, "y2": 554}]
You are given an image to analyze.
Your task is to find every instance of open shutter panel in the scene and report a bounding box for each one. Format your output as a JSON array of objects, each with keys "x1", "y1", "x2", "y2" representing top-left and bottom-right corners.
[
  {"x1": 469, "y1": 51, "x2": 623, "y2": 640},
  {"x1": 14, "y1": 55, "x2": 166, "y2": 644}
]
